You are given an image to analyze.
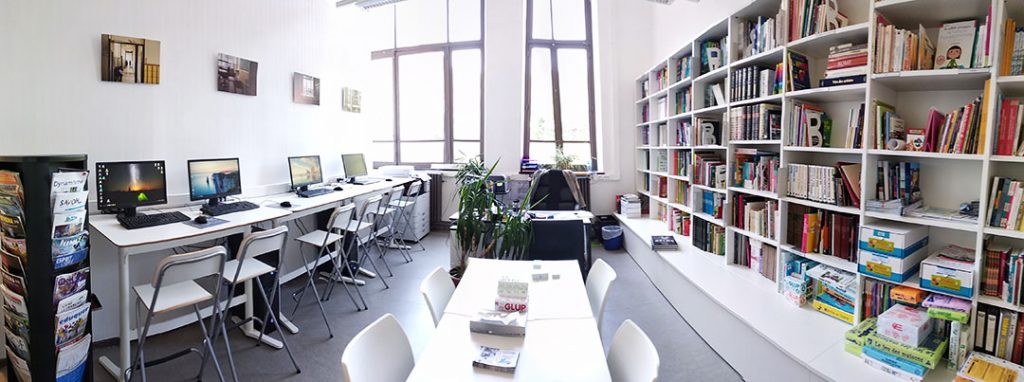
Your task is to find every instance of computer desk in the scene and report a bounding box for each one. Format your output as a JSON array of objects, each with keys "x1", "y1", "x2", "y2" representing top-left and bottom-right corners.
[{"x1": 90, "y1": 178, "x2": 414, "y2": 381}]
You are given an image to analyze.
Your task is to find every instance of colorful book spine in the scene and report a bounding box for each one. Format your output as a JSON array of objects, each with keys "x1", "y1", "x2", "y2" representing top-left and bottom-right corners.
[
  {"x1": 863, "y1": 346, "x2": 927, "y2": 377},
  {"x1": 813, "y1": 298, "x2": 854, "y2": 324},
  {"x1": 864, "y1": 332, "x2": 947, "y2": 369}
]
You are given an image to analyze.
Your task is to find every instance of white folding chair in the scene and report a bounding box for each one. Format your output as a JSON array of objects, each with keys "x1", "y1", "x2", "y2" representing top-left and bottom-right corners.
[
  {"x1": 345, "y1": 195, "x2": 389, "y2": 293},
  {"x1": 292, "y1": 205, "x2": 361, "y2": 338},
  {"x1": 377, "y1": 185, "x2": 413, "y2": 264},
  {"x1": 419, "y1": 266, "x2": 455, "y2": 326},
  {"x1": 340, "y1": 314, "x2": 415, "y2": 382},
  {"x1": 607, "y1": 320, "x2": 660, "y2": 382},
  {"x1": 211, "y1": 226, "x2": 300, "y2": 380},
  {"x1": 586, "y1": 258, "x2": 617, "y2": 330},
  {"x1": 127, "y1": 247, "x2": 228, "y2": 382},
  {"x1": 390, "y1": 180, "x2": 424, "y2": 253}
]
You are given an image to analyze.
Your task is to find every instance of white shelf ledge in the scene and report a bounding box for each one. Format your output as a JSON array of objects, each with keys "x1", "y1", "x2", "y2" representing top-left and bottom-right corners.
[
  {"x1": 780, "y1": 244, "x2": 858, "y2": 273},
  {"x1": 693, "y1": 66, "x2": 729, "y2": 84},
  {"x1": 785, "y1": 146, "x2": 862, "y2": 154},
  {"x1": 998, "y1": 76, "x2": 1024, "y2": 95},
  {"x1": 730, "y1": 46, "x2": 784, "y2": 69},
  {"x1": 783, "y1": 197, "x2": 860, "y2": 215},
  {"x1": 786, "y1": 23, "x2": 870, "y2": 58},
  {"x1": 730, "y1": 139, "x2": 782, "y2": 145},
  {"x1": 693, "y1": 184, "x2": 727, "y2": 194},
  {"x1": 785, "y1": 84, "x2": 866, "y2": 103},
  {"x1": 728, "y1": 225, "x2": 779, "y2": 246},
  {"x1": 871, "y1": 69, "x2": 991, "y2": 91},
  {"x1": 692, "y1": 211, "x2": 726, "y2": 226},
  {"x1": 867, "y1": 149, "x2": 985, "y2": 161},
  {"x1": 730, "y1": 93, "x2": 783, "y2": 107},
  {"x1": 864, "y1": 211, "x2": 978, "y2": 232},
  {"x1": 728, "y1": 186, "x2": 779, "y2": 200}
]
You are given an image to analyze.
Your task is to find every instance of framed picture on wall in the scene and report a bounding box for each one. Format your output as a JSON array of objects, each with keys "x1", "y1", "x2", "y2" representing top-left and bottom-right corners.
[
  {"x1": 342, "y1": 87, "x2": 361, "y2": 113},
  {"x1": 217, "y1": 53, "x2": 258, "y2": 96},
  {"x1": 292, "y1": 73, "x2": 320, "y2": 105},
  {"x1": 101, "y1": 34, "x2": 161, "y2": 84}
]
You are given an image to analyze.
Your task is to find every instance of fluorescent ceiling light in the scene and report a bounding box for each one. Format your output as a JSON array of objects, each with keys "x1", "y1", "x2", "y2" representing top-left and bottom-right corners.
[{"x1": 336, "y1": 0, "x2": 407, "y2": 9}]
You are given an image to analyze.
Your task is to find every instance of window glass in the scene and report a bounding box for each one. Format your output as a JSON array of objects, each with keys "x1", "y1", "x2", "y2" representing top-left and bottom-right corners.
[
  {"x1": 557, "y1": 49, "x2": 591, "y2": 141},
  {"x1": 453, "y1": 141, "x2": 481, "y2": 163},
  {"x1": 448, "y1": 0, "x2": 481, "y2": 42},
  {"x1": 529, "y1": 48, "x2": 555, "y2": 141},
  {"x1": 396, "y1": 0, "x2": 447, "y2": 46},
  {"x1": 400, "y1": 142, "x2": 445, "y2": 163},
  {"x1": 529, "y1": 141, "x2": 557, "y2": 164},
  {"x1": 452, "y1": 49, "x2": 481, "y2": 140},
  {"x1": 551, "y1": 0, "x2": 586, "y2": 40},
  {"x1": 367, "y1": 6, "x2": 395, "y2": 51},
  {"x1": 370, "y1": 142, "x2": 395, "y2": 163},
  {"x1": 531, "y1": 0, "x2": 552, "y2": 39},
  {"x1": 562, "y1": 142, "x2": 592, "y2": 166},
  {"x1": 398, "y1": 52, "x2": 445, "y2": 141},
  {"x1": 368, "y1": 57, "x2": 394, "y2": 141}
]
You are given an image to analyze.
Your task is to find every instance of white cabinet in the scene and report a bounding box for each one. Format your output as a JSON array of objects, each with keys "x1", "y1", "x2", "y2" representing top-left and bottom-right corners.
[{"x1": 400, "y1": 191, "x2": 430, "y2": 242}]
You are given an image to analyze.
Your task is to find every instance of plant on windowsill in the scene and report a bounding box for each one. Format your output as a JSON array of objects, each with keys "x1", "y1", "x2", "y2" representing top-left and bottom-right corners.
[{"x1": 450, "y1": 157, "x2": 540, "y2": 284}]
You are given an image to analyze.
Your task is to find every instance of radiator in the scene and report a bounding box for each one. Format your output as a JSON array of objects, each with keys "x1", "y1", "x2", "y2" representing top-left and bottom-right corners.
[
  {"x1": 576, "y1": 175, "x2": 592, "y2": 210},
  {"x1": 429, "y1": 173, "x2": 448, "y2": 230}
]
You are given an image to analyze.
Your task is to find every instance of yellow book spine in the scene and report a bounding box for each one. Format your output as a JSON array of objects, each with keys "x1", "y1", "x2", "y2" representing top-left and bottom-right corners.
[
  {"x1": 979, "y1": 79, "x2": 990, "y2": 155},
  {"x1": 813, "y1": 299, "x2": 854, "y2": 324}
]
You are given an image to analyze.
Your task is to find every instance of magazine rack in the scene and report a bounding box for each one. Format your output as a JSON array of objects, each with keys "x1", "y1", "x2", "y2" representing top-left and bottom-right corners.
[{"x1": 0, "y1": 155, "x2": 92, "y2": 382}]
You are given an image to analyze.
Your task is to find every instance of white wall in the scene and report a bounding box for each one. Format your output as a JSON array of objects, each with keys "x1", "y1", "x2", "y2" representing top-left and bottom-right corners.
[
  {"x1": 0, "y1": 0, "x2": 375, "y2": 199},
  {"x1": 649, "y1": 0, "x2": 751, "y2": 63}
]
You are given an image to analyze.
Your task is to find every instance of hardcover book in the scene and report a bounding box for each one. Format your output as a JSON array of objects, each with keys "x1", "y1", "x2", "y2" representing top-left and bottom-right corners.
[
  {"x1": 935, "y1": 20, "x2": 978, "y2": 69},
  {"x1": 473, "y1": 346, "x2": 520, "y2": 374}
]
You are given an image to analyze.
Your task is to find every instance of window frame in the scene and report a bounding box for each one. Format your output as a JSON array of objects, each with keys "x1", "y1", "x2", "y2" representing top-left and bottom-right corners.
[
  {"x1": 523, "y1": 0, "x2": 598, "y2": 171},
  {"x1": 370, "y1": 1, "x2": 485, "y2": 169}
]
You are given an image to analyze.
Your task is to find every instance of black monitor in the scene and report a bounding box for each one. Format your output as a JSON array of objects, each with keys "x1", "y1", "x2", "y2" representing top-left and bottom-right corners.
[
  {"x1": 188, "y1": 158, "x2": 242, "y2": 205},
  {"x1": 342, "y1": 153, "x2": 368, "y2": 181},
  {"x1": 288, "y1": 155, "x2": 323, "y2": 191},
  {"x1": 95, "y1": 160, "x2": 168, "y2": 216}
]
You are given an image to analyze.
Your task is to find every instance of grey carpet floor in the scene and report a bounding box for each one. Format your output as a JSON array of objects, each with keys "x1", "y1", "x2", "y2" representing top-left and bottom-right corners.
[{"x1": 88, "y1": 232, "x2": 742, "y2": 381}]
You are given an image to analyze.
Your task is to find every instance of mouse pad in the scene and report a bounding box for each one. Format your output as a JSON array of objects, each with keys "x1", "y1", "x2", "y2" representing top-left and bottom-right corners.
[{"x1": 183, "y1": 217, "x2": 229, "y2": 229}]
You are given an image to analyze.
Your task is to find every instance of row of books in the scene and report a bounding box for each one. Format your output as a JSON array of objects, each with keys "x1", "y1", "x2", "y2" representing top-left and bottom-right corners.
[
  {"x1": 671, "y1": 150, "x2": 691, "y2": 178},
  {"x1": 695, "y1": 118, "x2": 723, "y2": 146},
  {"x1": 782, "y1": 256, "x2": 816, "y2": 306},
  {"x1": 651, "y1": 176, "x2": 669, "y2": 199},
  {"x1": 787, "y1": 205, "x2": 859, "y2": 262},
  {"x1": 738, "y1": 14, "x2": 783, "y2": 60},
  {"x1": 788, "y1": 0, "x2": 848, "y2": 43},
  {"x1": 651, "y1": 149, "x2": 668, "y2": 173},
  {"x1": 675, "y1": 120, "x2": 693, "y2": 147},
  {"x1": 699, "y1": 38, "x2": 728, "y2": 75},
  {"x1": 729, "y1": 103, "x2": 782, "y2": 142},
  {"x1": 655, "y1": 65, "x2": 669, "y2": 92},
  {"x1": 670, "y1": 209, "x2": 690, "y2": 236},
  {"x1": 730, "y1": 65, "x2": 781, "y2": 102},
  {"x1": 733, "y1": 234, "x2": 778, "y2": 282},
  {"x1": 732, "y1": 194, "x2": 777, "y2": 241},
  {"x1": 862, "y1": 278, "x2": 898, "y2": 320},
  {"x1": 807, "y1": 264, "x2": 857, "y2": 324},
  {"x1": 640, "y1": 78, "x2": 649, "y2": 99},
  {"x1": 787, "y1": 102, "x2": 831, "y2": 147},
  {"x1": 674, "y1": 180, "x2": 690, "y2": 206},
  {"x1": 786, "y1": 162, "x2": 860, "y2": 207},
  {"x1": 787, "y1": 51, "x2": 810, "y2": 92},
  {"x1": 674, "y1": 87, "x2": 692, "y2": 116},
  {"x1": 698, "y1": 189, "x2": 726, "y2": 220},
  {"x1": 675, "y1": 55, "x2": 692, "y2": 81},
  {"x1": 874, "y1": 160, "x2": 921, "y2": 208},
  {"x1": 694, "y1": 152, "x2": 727, "y2": 189},
  {"x1": 654, "y1": 96, "x2": 668, "y2": 121},
  {"x1": 822, "y1": 43, "x2": 867, "y2": 87},
  {"x1": 974, "y1": 304, "x2": 1024, "y2": 366},
  {"x1": 986, "y1": 176, "x2": 1024, "y2": 231},
  {"x1": 640, "y1": 123, "x2": 669, "y2": 147},
  {"x1": 704, "y1": 82, "x2": 726, "y2": 109},
  {"x1": 873, "y1": 89, "x2": 988, "y2": 154},
  {"x1": 982, "y1": 243, "x2": 1024, "y2": 306},
  {"x1": 873, "y1": 18, "x2": 935, "y2": 73},
  {"x1": 733, "y1": 148, "x2": 779, "y2": 193},
  {"x1": 693, "y1": 217, "x2": 726, "y2": 256},
  {"x1": 1001, "y1": 17, "x2": 1024, "y2": 76},
  {"x1": 641, "y1": 102, "x2": 649, "y2": 122},
  {"x1": 995, "y1": 97, "x2": 1024, "y2": 156}
]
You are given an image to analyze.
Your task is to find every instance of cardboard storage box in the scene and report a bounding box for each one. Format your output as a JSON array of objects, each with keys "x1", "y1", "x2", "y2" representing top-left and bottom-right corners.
[
  {"x1": 919, "y1": 246, "x2": 975, "y2": 299},
  {"x1": 858, "y1": 247, "x2": 928, "y2": 283},
  {"x1": 859, "y1": 221, "x2": 929, "y2": 258},
  {"x1": 877, "y1": 304, "x2": 934, "y2": 347}
]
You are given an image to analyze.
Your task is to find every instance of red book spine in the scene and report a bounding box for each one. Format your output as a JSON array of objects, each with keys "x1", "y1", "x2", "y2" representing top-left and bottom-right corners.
[
  {"x1": 826, "y1": 56, "x2": 869, "y2": 70},
  {"x1": 1013, "y1": 312, "x2": 1024, "y2": 363},
  {"x1": 999, "y1": 99, "x2": 1011, "y2": 155}
]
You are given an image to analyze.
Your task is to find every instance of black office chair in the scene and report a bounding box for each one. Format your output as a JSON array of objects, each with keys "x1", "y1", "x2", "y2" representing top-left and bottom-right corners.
[
  {"x1": 527, "y1": 219, "x2": 589, "y2": 277},
  {"x1": 530, "y1": 169, "x2": 587, "y2": 211}
]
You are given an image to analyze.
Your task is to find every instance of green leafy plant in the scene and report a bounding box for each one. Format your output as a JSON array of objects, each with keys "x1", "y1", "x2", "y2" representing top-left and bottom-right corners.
[{"x1": 553, "y1": 147, "x2": 577, "y2": 170}]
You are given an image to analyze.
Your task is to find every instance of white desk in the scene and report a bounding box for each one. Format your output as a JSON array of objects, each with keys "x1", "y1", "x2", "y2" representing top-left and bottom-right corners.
[
  {"x1": 90, "y1": 178, "x2": 414, "y2": 381},
  {"x1": 408, "y1": 258, "x2": 611, "y2": 381}
]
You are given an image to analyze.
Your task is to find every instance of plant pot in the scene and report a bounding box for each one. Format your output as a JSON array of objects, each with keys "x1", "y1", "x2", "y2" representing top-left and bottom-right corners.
[{"x1": 450, "y1": 275, "x2": 462, "y2": 287}]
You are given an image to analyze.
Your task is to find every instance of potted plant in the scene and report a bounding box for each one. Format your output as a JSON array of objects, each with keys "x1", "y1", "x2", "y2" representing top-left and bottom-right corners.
[{"x1": 450, "y1": 158, "x2": 539, "y2": 283}]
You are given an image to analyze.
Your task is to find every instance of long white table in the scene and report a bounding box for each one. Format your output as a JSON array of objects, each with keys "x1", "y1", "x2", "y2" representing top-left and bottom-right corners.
[
  {"x1": 407, "y1": 258, "x2": 611, "y2": 381},
  {"x1": 90, "y1": 178, "x2": 413, "y2": 381}
]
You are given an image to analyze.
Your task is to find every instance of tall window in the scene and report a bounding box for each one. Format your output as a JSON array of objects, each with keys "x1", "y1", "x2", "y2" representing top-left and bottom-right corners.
[
  {"x1": 367, "y1": 0, "x2": 484, "y2": 168},
  {"x1": 524, "y1": 0, "x2": 597, "y2": 170}
]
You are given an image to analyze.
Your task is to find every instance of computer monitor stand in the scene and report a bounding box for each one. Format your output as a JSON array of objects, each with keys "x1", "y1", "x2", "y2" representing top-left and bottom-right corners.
[
  {"x1": 296, "y1": 185, "x2": 309, "y2": 195},
  {"x1": 116, "y1": 207, "x2": 139, "y2": 218},
  {"x1": 206, "y1": 197, "x2": 222, "y2": 207}
]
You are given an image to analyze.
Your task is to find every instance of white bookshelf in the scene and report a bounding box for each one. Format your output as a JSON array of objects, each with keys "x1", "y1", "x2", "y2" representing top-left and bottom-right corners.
[{"x1": 630, "y1": 0, "x2": 1023, "y2": 379}]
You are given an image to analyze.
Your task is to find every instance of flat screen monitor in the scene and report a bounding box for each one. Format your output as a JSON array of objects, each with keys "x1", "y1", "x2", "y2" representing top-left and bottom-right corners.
[
  {"x1": 95, "y1": 160, "x2": 168, "y2": 212},
  {"x1": 288, "y1": 155, "x2": 323, "y2": 190},
  {"x1": 188, "y1": 158, "x2": 242, "y2": 202},
  {"x1": 342, "y1": 153, "x2": 368, "y2": 178}
]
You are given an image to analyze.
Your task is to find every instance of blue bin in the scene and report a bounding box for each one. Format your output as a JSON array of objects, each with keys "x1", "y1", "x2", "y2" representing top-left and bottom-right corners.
[{"x1": 602, "y1": 226, "x2": 623, "y2": 251}]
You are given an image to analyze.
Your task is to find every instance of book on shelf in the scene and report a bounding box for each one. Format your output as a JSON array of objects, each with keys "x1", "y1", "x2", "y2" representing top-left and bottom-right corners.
[
  {"x1": 958, "y1": 352, "x2": 1024, "y2": 382},
  {"x1": 674, "y1": 180, "x2": 691, "y2": 206},
  {"x1": 693, "y1": 217, "x2": 725, "y2": 256},
  {"x1": 641, "y1": 78, "x2": 650, "y2": 99},
  {"x1": 675, "y1": 55, "x2": 692, "y2": 80},
  {"x1": 732, "y1": 193, "x2": 778, "y2": 240},
  {"x1": 807, "y1": 263, "x2": 857, "y2": 324},
  {"x1": 738, "y1": 14, "x2": 783, "y2": 60},
  {"x1": 653, "y1": 149, "x2": 669, "y2": 173},
  {"x1": 700, "y1": 38, "x2": 727, "y2": 74},
  {"x1": 984, "y1": 176, "x2": 1024, "y2": 231},
  {"x1": 698, "y1": 188, "x2": 725, "y2": 219},
  {"x1": 695, "y1": 116, "x2": 723, "y2": 146},
  {"x1": 822, "y1": 43, "x2": 868, "y2": 87},
  {"x1": 651, "y1": 235, "x2": 679, "y2": 251},
  {"x1": 787, "y1": 51, "x2": 810, "y2": 91},
  {"x1": 707, "y1": 82, "x2": 726, "y2": 107},
  {"x1": 873, "y1": 160, "x2": 921, "y2": 208},
  {"x1": 786, "y1": 162, "x2": 860, "y2": 208},
  {"x1": 729, "y1": 103, "x2": 781, "y2": 141},
  {"x1": 783, "y1": 257, "x2": 816, "y2": 306},
  {"x1": 675, "y1": 120, "x2": 693, "y2": 147},
  {"x1": 982, "y1": 243, "x2": 1024, "y2": 306},
  {"x1": 786, "y1": 203, "x2": 859, "y2": 262},
  {"x1": 656, "y1": 66, "x2": 669, "y2": 91},
  {"x1": 934, "y1": 19, "x2": 991, "y2": 70},
  {"x1": 670, "y1": 209, "x2": 691, "y2": 236},
  {"x1": 788, "y1": 0, "x2": 848, "y2": 42},
  {"x1": 655, "y1": 96, "x2": 668, "y2": 120},
  {"x1": 788, "y1": 102, "x2": 831, "y2": 147},
  {"x1": 862, "y1": 278, "x2": 897, "y2": 320},
  {"x1": 972, "y1": 303, "x2": 1024, "y2": 365},
  {"x1": 873, "y1": 88, "x2": 988, "y2": 154},
  {"x1": 693, "y1": 151, "x2": 727, "y2": 189},
  {"x1": 672, "y1": 150, "x2": 692, "y2": 178},
  {"x1": 641, "y1": 103, "x2": 650, "y2": 122},
  {"x1": 995, "y1": 97, "x2": 1024, "y2": 156},
  {"x1": 733, "y1": 234, "x2": 778, "y2": 282},
  {"x1": 733, "y1": 148, "x2": 779, "y2": 193},
  {"x1": 674, "y1": 87, "x2": 692, "y2": 115},
  {"x1": 1000, "y1": 17, "x2": 1024, "y2": 76},
  {"x1": 730, "y1": 66, "x2": 780, "y2": 102},
  {"x1": 472, "y1": 346, "x2": 520, "y2": 373},
  {"x1": 874, "y1": 15, "x2": 935, "y2": 73}
]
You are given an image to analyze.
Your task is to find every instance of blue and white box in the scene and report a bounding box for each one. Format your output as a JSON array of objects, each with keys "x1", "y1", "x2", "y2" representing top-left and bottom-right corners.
[
  {"x1": 859, "y1": 221, "x2": 928, "y2": 258},
  {"x1": 858, "y1": 248, "x2": 928, "y2": 283},
  {"x1": 919, "y1": 246, "x2": 975, "y2": 298}
]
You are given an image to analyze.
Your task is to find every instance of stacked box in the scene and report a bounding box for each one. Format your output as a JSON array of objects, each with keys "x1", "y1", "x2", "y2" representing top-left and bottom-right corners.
[
  {"x1": 858, "y1": 222, "x2": 929, "y2": 282},
  {"x1": 878, "y1": 304, "x2": 934, "y2": 347},
  {"x1": 891, "y1": 285, "x2": 929, "y2": 306},
  {"x1": 920, "y1": 246, "x2": 975, "y2": 299}
]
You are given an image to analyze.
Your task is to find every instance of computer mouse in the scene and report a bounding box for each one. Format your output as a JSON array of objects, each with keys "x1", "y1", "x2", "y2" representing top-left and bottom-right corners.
[
  {"x1": 280, "y1": 201, "x2": 292, "y2": 208},
  {"x1": 386, "y1": 178, "x2": 393, "y2": 182},
  {"x1": 194, "y1": 216, "x2": 208, "y2": 224},
  {"x1": 334, "y1": 186, "x2": 344, "y2": 191}
]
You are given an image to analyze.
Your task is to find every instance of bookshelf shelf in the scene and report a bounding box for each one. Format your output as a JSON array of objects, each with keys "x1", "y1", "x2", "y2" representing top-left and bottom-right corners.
[
  {"x1": 781, "y1": 244, "x2": 858, "y2": 273},
  {"x1": 982, "y1": 226, "x2": 1024, "y2": 240},
  {"x1": 692, "y1": 211, "x2": 726, "y2": 226},
  {"x1": 728, "y1": 186, "x2": 779, "y2": 200},
  {"x1": 786, "y1": 22, "x2": 870, "y2": 55},
  {"x1": 729, "y1": 139, "x2": 782, "y2": 145},
  {"x1": 871, "y1": 69, "x2": 991, "y2": 91},
  {"x1": 866, "y1": 149, "x2": 985, "y2": 161},
  {"x1": 977, "y1": 295, "x2": 1024, "y2": 313},
  {"x1": 990, "y1": 155, "x2": 1024, "y2": 163},
  {"x1": 730, "y1": 93, "x2": 784, "y2": 107},
  {"x1": 693, "y1": 184, "x2": 727, "y2": 194},
  {"x1": 785, "y1": 84, "x2": 866, "y2": 102},
  {"x1": 669, "y1": 202, "x2": 691, "y2": 213},
  {"x1": 874, "y1": 0, "x2": 992, "y2": 27},
  {"x1": 692, "y1": 145, "x2": 727, "y2": 150},
  {"x1": 784, "y1": 146, "x2": 863, "y2": 154},
  {"x1": 864, "y1": 211, "x2": 978, "y2": 232},
  {"x1": 997, "y1": 75, "x2": 1024, "y2": 95},
  {"x1": 669, "y1": 77, "x2": 693, "y2": 91},
  {"x1": 666, "y1": 174, "x2": 690, "y2": 181},
  {"x1": 783, "y1": 197, "x2": 861, "y2": 215},
  {"x1": 731, "y1": 46, "x2": 785, "y2": 69},
  {"x1": 728, "y1": 225, "x2": 779, "y2": 246},
  {"x1": 693, "y1": 66, "x2": 729, "y2": 84},
  {"x1": 691, "y1": 104, "x2": 728, "y2": 115},
  {"x1": 665, "y1": 145, "x2": 692, "y2": 150}
]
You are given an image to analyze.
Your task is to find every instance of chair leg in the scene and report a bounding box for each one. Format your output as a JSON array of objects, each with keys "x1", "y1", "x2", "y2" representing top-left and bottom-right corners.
[
  {"x1": 323, "y1": 242, "x2": 365, "y2": 311},
  {"x1": 291, "y1": 243, "x2": 334, "y2": 337},
  {"x1": 374, "y1": 231, "x2": 395, "y2": 278},
  {"x1": 128, "y1": 300, "x2": 152, "y2": 382},
  {"x1": 393, "y1": 208, "x2": 414, "y2": 262},
  {"x1": 345, "y1": 238, "x2": 369, "y2": 309},
  {"x1": 358, "y1": 240, "x2": 388, "y2": 289},
  {"x1": 201, "y1": 283, "x2": 237, "y2": 382},
  {"x1": 193, "y1": 305, "x2": 227, "y2": 382},
  {"x1": 255, "y1": 277, "x2": 302, "y2": 374}
]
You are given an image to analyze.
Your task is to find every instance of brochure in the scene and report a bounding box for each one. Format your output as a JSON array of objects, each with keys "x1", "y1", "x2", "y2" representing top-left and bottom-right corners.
[
  {"x1": 0, "y1": 170, "x2": 24, "y2": 203},
  {"x1": 2, "y1": 284, "x2": 28, "y2": 316},
  {"x1": 2, "y1": 266, "x2": 25, "y2": 295},
  {"x1": 55, "y1": 302, "x2": 89, "y2": 346},
  {"x1": 53, "y1": 267, "x2": 88, "y2": 304},
  {"x1": 56, "y1": 333, "x2": 90, "y2": 380},
  {"x1": 7, "y1": 344, "x2": 32, "y2": 382},
  {"x1": 52, "y1": 210, "x2": 86, "y2": 239},
  {"x1": 7, "y1": 327, "x2": 30, "y2": 361},
  {"x1": 56, "y1": 289, "x2": 88, "y2": 315},
  {"x1": 2, "y1": 235, "x2": 27, "y2": 260},
  {"x1": 52, "y1": 191, "x2": 88, "y2": 214}
]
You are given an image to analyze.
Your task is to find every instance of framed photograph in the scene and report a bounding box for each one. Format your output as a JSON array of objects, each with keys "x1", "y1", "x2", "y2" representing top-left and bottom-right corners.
[
  {"x1": 293, "y1": 73, "x2": 320, "y2": 105},
  {"x1": 342, "y1": 87, "x2": 362, "y2": 113},
  {"x1": 101, "y1": 34, "x2": 161, "y2": 84},
  {"x1": 217, "y1": 53, "x2": 258, "y2": 96}
]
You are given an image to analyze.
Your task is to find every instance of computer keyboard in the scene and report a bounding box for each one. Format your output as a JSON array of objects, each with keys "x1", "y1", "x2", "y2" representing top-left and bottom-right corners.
[
  {"x1": 117, "y1": 211, "x2": 190, "y2": 230},
  {"x1": 297, "y1": 188, "x2": 333, "y2": 198},
  {"x1": 201, "y1": 201, "x2": 259, "y2": 216},
  {"x1": 352, "y1": 177, "x2": 383, "y2": 185}
]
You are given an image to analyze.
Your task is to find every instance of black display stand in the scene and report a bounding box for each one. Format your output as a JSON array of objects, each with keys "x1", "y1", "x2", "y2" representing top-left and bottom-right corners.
[{"x1": 0, "y1": 155, "x2": 93, "y2": 382}]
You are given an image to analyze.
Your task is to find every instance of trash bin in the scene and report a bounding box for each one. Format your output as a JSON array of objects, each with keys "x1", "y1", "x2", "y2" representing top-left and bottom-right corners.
[{"x1": 602, "y1": 225, "x2": 623, "y2": 251}]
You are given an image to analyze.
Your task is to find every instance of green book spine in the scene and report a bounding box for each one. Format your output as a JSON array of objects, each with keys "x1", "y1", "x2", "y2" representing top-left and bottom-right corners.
[
  {"x1": 865, "y1": 332, "x2": 947, "y2": 369},
  {"x1": 928, "y1": 307, "x2": 969, "y2": 324},
  {"x1": 845, "y1": 317, "x2": 876, "y2": 346}
]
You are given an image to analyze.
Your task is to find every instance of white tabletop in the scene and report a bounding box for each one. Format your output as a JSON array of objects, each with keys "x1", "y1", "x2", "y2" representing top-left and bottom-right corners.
[
  {"x1": 89, "y1": 205, "x2": 290, "y2": 249},
  {"x1": 444, "y1": 258, "x2": 594, "y2": 320},
  {"x1": 407, "y1": 314, "x2": 611, "y2": 382}
]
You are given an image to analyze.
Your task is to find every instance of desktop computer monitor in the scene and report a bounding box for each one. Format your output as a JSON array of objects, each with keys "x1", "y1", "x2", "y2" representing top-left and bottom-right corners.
[
  {"x1": 96, "y1": 160, "x2": 168, "y2": 215},
  {"x1": 188, "y1": 158, "x2": 242, "y2": 205},
  {"x1": 342, "y1": 153, "x2": 368, "y2": 180},
  {"x1": 288, "y1": 155, "x2": 323, "y2": 191}
]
